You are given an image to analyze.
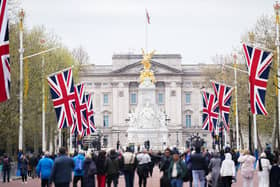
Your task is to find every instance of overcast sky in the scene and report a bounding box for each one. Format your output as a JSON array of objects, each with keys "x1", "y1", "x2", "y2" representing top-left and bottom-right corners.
[{"x1": 22, "y1": 0, "x2": 273, "y2": 65}]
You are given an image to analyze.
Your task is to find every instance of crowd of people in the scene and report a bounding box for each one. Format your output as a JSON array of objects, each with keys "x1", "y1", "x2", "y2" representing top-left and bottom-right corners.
[{"x1": 1, "y1": 145, "x2": 280, "y2": 187}]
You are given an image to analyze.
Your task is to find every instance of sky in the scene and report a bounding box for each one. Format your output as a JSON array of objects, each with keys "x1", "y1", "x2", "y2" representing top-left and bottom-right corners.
[{"x1": 22, "y1": 0, "x2": 274, "y2": 65}]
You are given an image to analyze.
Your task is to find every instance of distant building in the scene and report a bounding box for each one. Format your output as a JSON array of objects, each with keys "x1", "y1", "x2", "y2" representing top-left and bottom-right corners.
[{"x1": 79, "y1": 53, "x2": 214, "y2": 150}]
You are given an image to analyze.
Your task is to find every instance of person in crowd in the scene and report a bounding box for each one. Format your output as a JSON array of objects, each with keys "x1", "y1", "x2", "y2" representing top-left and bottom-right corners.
[
  {"x1": 27, "y1": 155, "x2": 32, "y2": 177},
  {"x1": 36, "y1": 151, "x2": 54, "y2": 187},
  {"x1": 73, "y1": 150, "x2": 85, "y2": 187},
  {"x1": 231, "y1": 149, "x2": 239, "y2": 182},
  {"x1": 190, "y1": 147, "x2": 207, "y2": 187},
  {"x1": 159, "y1": 148, "x2": 172, "y2": 187},
  {"x1": 238, "y1": 150, "x2": 256, "y2": 187},
  {"x1": 50, "y1": 147, "x2": 74, "y2": 187},
  {"x1": 96, "y1": 150, "x2": 108, "y2": 187},
  {"x1": 269, "y1": 157, "x2": 280, "y2": 187},
  {"x1": 17, "y1": 150, "x2": 23, "y2": 176},
  {"x1": 148, "y1": 150, "x2": 156, "y2": 177},
  {"x1": 264, "y1": 145, "x2": 274, "y2": 164},
  {"x1": 2, "y1": 153, "x2": 11, "y2": 183},
  {"x1": 220, "y1": 153, "x2": 235, "y2": 187},
  {"x1": 122, "y1": 147, "x2": 137, "y2": 187},
  {"x1": 107, "y1": 149, "x2": 120, "y2": 187},
  {"x1": 83, "y1": 153, "x2": 97, "y2": 187},
  {"x1": 256, "y1": 152, "x2": 271, "y2": 187},
  {"x1": 184, "y1": 149, "x2": 193, "y2": 187},
  {"x1": 168, "y1": 149, "x2": 187, "y2": 187},
  {"x1": 208, "y1": 152, "x2": 221, "y2": 187},
  {"x1": 136, "y1": 148, "x2": 151, "y2": 187},
  {"x1": 20, "y1": 154, "x2": 28, "y2": 184}
]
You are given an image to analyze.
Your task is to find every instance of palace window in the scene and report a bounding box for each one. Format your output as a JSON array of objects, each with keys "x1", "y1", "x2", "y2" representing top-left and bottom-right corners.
[
  {"x1": 186, "y1": 114, "x2": 191, "y2": 128},
  {"x1": 158, "y1": 93, "x2": 164, "y2": 104},
  {"x1": 103, "y1": 115, "x2": 109, "y2": 127},
  {"x1": 103, "y1": 93, "x2": 109, "y2": 105},
  {"x1": 130, "y1": 93, "x2": 137, "y2": 104},
  {"x1": 185, "y1": 92, "x2": 191, "y2": 104}
]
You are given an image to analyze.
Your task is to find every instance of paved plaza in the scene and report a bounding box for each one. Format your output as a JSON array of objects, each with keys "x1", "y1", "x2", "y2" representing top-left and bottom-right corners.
[{"x1": 1, "y1": 167, "x2": 258, "y2": 187}]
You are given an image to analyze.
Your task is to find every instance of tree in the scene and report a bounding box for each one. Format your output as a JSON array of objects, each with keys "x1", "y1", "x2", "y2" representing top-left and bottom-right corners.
[{"x1": 72, "y1": 46, "x2": 90, "y2": 65}]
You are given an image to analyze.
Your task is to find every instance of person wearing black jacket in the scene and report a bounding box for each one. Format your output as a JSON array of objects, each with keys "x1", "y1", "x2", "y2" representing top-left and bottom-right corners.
[
  {"x1": 96, "y1": 150, "x2": 108, "y2": 187},
  {"x1": 83, "y1": 154, "x2": 97, "y2": 187},
  {"x1": 106, "y1": 149, "x2": 120, "y2": 187},
  {"x1": 50, "y1": 147, "x2": 74, "y2": 187},
  {"x1": 159, "y1": 148, "x2": 172, "y2": 187},
  {"x1": 190, "y1": 147, "x2": 207, "y2": 187},
  {"x1": 2, "y1": 153, "x2": 12, "y2": 183}
]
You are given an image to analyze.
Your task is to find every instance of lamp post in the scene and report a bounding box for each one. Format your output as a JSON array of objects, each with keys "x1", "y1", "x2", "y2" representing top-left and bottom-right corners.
[
  {"x1": 176, "y1": 131, "x2": 179, "y2": 147},
  {"x1": 18, "y1": 9, "x2": 25, "y2": 151},
  {"x1": 274, "y1": 1, "x2": 280, "y2": 152}
]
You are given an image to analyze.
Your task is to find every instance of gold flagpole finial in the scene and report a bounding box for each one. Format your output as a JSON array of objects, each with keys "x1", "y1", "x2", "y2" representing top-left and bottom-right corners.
[
  {"x1": 274, "y1": 1, "x2": 280, "y2": 24},
  {"x1": 19, "y1": 9, "x2": 25, "y2": 31}
]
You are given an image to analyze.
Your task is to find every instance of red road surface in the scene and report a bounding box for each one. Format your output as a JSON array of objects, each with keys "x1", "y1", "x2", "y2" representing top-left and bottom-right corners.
[{"x1": 1, "y1": 168, "x2": 258, "y2": 187}]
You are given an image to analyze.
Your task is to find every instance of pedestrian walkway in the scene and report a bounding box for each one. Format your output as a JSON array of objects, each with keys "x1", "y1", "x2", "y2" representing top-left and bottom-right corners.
[{"x1": 1, "y1": 167, "x2": 258, "y2": 187}]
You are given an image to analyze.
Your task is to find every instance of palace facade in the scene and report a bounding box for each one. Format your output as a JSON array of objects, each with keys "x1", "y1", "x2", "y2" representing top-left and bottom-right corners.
[{"x1": 79, "y1": 53, "x2": 213, "y2": 150}]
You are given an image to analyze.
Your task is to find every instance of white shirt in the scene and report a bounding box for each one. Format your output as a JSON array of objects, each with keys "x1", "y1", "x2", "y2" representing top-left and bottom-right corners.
[
  {"x1": 136, "y1": 153, "x2": 151, "y2": 165},
  {"x1": 172, "y1": 162, "x2": 178, "y2": 177}
]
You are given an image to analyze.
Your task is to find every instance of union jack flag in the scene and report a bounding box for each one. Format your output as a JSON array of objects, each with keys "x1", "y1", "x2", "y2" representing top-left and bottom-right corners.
[
  {"x1": 211, "y1": 81, "x2": 233, "y2": 131},
  {"x1": 202, "y1": 91, "x2": 219, "y2": 132},
  {"x1": 82, "y1": 93, "x2": 96, "y2": 136},
  {"x1": 47, "y1": 68, "x2": 75, "y2": 128},
  {"x1": 71, "y1": 83, "x2": 88, "y2": 135},
  {"x1": 0, "y1": 0, "x2": 10, "y2": 103},
  {"x1": 242, "y1": 43, "x2": 273, "y2": 115}
]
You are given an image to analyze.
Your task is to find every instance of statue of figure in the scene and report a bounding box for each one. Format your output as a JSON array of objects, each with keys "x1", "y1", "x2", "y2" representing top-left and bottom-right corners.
[
  {"x1": 158, "y1": 110, "x2": 166, "y2": 127},
  {"x1": 139, "y1": 101, "x2": 155, "y2": 128},
  {"x1": 140, "y1": 49, "x2": 156, "y2": 83},
  {"x1": 128, "y1": 112, "x2": 137, "y2": 127},
  {"x1": 141, "y1": 48, "x2": 155, "y2": 71}
]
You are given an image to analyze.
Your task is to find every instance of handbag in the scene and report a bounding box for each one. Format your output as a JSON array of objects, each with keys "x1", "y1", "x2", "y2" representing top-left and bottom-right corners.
[{"x1": 206, "y1": 172, "x2": 212, "y2": 182}]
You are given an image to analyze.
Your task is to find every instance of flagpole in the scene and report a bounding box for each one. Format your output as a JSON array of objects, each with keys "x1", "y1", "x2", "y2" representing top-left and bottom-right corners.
[
  {"x1": 42, "y1": 55, "x2": 46, "y2": 152},
  {"x1": 59, "y1": 129, "x2": 62, "y2": 148},
  {"x1": 18, "y1": 9, "x2": 25, "y2": 151},
  {"x1": 145, "y1": 11, "x2": 148, "y2": 51},
  {"x1": 69, "y1": 128, "x2": 73, "y2": 153},
  {"x1": 248, "y1": 32, "x2": 258, "y2": 153},
  {"x1": 233, "y1": 55, "x2": 240, "y2": 150},
  {"x1": 253, "y1": 114, "x2": 258, "y2": 151},
  {"x1": 274, "y1": 2, "x2": 280, "y2": 153}
]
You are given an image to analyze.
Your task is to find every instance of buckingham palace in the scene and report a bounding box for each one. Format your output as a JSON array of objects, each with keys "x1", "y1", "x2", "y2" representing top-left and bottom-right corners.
[{"x1": 79, "y1": 53, "x2": 213, "y2": 150}]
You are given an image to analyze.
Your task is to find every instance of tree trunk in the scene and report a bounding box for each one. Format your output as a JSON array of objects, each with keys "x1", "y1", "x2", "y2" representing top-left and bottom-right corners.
[{"x1": 239, "y1": 123, "x2": 244, "y2": 150}]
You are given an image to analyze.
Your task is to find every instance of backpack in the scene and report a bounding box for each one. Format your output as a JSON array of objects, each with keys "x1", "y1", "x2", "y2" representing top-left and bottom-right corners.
[
  {"x1": 88, "y1": 161, "x2": 97, "y2": 176},
  {"x1": 3, "y1": 158, "x2": 10, "y2": 168},
  {"x1": 74, "y1": 157, "x2": 83, "y2": 171}
]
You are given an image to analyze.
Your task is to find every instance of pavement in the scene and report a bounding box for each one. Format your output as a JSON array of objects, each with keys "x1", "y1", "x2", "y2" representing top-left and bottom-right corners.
[{"x1": 0, "y1": 167, "x2": 258, "y2": 187}]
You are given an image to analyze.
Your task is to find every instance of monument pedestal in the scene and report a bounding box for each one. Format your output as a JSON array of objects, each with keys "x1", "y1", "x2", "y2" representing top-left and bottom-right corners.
[{"x1": 127, "y1": 77, "x2": 168, "y2": 151}]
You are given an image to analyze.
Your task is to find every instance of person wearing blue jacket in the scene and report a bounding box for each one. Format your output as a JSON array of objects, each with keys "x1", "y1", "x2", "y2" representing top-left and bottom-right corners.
[
  {"x1": 73, "y1": 150, "x2": 85, "y2": 187},
  {"x1": 36, "y1": 151, "x2": 54, "y2": 187}
]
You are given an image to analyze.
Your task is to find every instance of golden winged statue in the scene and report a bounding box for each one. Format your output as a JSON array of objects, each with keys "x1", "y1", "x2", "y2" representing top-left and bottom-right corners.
[{"x1": 140, "y1": 49, "x2": 156, "y2": 83}]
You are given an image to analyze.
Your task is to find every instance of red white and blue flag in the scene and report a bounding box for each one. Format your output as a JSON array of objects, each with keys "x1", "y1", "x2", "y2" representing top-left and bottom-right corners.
[
  {"x1": 47, "y1": 68, "x2": 75, "y2": 128},
  {"x1": 82, "y1": 93, "x2": 96, "y2": 136},
  {"x1": 146, "y1": 9, "x2": 151, "y2": 24},
  {"x1": 71, "y1": 83, "x2": 88, "y2": 135},
  {"x1": 0, "y1": 0, "x2": 10, "y2": 103},
  {"x1": 202, "y1": 91, "x2": 219, "y2": 132},
  {"x1": 211, "y1": 81, "x2": 233, "y2": 131},
  {"x1": 242, "y1": 43, "x2": 273, "y2": 115}
]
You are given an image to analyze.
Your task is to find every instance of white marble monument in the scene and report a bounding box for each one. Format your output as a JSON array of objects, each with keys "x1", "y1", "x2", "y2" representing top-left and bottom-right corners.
[{"x1": 127, "y1": 50, "x2": 168, "y2": 150}]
